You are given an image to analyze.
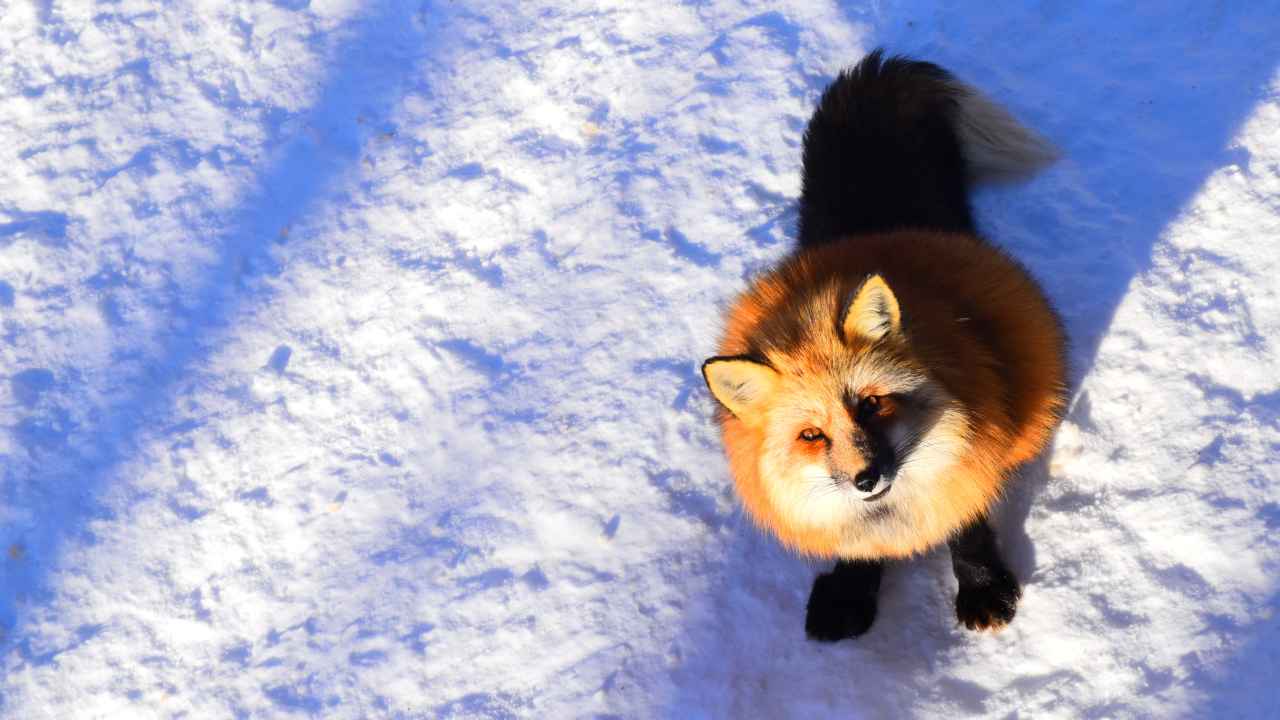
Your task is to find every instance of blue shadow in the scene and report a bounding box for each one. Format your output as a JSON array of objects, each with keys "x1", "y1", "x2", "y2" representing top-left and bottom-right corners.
[{"x1": 1, "y1": 0, "x2": 437, "y2": 667}]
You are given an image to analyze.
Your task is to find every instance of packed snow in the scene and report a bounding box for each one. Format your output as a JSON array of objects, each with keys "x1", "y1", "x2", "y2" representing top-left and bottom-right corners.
[{"x1": 2, "y1": 0, "x2": 1278, "y2": 717}]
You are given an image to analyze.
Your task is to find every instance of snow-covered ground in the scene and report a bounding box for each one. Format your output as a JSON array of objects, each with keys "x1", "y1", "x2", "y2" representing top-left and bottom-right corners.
[{"x1": 2, "y1": 0, "x2": 1278, "y2": 717}]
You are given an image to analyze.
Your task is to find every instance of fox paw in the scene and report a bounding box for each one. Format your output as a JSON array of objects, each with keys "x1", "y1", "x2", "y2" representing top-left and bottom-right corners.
[
  {"x1": 955, "y1": 571, "x2": 1021, "y2": 632},
  {"x1": 805, "y1": 571, "x2": 877, "y2": 642}
]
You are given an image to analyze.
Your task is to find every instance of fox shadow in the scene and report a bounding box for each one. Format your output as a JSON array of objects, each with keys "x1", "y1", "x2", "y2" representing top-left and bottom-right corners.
[{"x1": 665, "y1": 2, "x2": 1278, "y2": 716}]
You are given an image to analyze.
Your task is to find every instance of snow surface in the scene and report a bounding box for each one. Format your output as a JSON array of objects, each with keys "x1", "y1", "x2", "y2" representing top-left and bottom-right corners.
[{"x1": 2, "y1": 0, "x2": 1279, "y2": 717}]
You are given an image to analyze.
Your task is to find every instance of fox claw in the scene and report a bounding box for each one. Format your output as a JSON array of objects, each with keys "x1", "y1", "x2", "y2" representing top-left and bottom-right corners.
[{"x1": 955, "y1": 571, "x2": 1020, "y2": 632}]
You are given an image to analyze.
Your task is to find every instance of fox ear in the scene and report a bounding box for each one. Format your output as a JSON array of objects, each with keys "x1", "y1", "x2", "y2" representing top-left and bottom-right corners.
[
  {"x1": 702, "y1": 356, "x2": 779, "y2": 424},
  {"x1": 842, "y1": 274, "x2": 901, "y2": 342}
]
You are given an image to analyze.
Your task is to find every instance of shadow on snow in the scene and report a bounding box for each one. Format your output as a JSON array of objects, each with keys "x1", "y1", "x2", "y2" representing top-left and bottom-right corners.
[{"x1": 1, "y1": 0, "x2": 438, "y2": 703}]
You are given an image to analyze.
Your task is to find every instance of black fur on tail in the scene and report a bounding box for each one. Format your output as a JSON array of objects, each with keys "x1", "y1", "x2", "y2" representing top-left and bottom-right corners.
[{"x1": 798, "y1": 49, "x2": 975, "y2": 247}]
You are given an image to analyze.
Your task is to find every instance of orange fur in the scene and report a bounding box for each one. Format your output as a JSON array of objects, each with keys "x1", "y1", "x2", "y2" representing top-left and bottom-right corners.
[{"x1": 712, "y1": 230, "x2": 1066, "y2": 559}]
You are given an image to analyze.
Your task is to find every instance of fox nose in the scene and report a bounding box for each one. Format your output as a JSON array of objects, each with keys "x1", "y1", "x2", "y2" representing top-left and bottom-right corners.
[{"x1": 853, "y1": 466, "x2": 881, "y2": 493}]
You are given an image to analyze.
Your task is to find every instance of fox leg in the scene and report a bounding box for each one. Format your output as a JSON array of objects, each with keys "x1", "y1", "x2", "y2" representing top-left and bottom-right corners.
[
  {"x1": 949, "y1": 519, "x2": 1021, "y2": 631},
  {"x1": 805, "y1": 558, "x2": 883, "y2": 641}
]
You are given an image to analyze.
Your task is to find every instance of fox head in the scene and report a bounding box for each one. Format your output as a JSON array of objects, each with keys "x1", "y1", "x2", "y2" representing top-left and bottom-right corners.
[{"x1": 703, "y1": 274, "x2": 971, "y2": 549}]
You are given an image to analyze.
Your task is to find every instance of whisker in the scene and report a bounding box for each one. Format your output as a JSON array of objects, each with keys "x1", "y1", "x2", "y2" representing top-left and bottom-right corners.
[
  {"x1": 804, "y1": 483, "x2": 841, "y2": 500},
  {"x1": 802, "y1": 480, "x2": 845, "y2": 505}
]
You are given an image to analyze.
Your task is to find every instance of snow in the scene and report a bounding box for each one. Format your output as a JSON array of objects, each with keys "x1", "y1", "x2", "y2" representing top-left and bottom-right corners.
[{"x1": 1, "y1": 0, "x2": 1278, "y2": 717}]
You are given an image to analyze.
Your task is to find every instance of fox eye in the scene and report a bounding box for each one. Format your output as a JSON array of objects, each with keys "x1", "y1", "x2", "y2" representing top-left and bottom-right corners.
[
  {"x1": 798, "y1": 428, "x2": 826, "y2": 442},
  {"x1": 857, "y1": 395, "x2": 884, "y2": 422}
]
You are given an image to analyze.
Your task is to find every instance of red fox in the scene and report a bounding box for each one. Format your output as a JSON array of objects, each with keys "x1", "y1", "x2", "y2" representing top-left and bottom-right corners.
[{"x1": 702, "y1": 50, "x2": 1067, "y2": 639}]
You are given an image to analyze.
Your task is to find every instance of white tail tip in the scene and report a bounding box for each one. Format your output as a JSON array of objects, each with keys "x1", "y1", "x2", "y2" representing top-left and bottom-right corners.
[{"x1": 949, "y1": 81, "x2": 1059, "y2": 183}]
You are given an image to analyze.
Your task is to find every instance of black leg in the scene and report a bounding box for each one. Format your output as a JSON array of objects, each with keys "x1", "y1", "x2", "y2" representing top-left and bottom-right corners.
[
  {"x1": 949, "y1": 518, "x2": 1021, "y2": 631},
  {"x1": 805, "y1": 558, "x2": 883, "y2": 642}
]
